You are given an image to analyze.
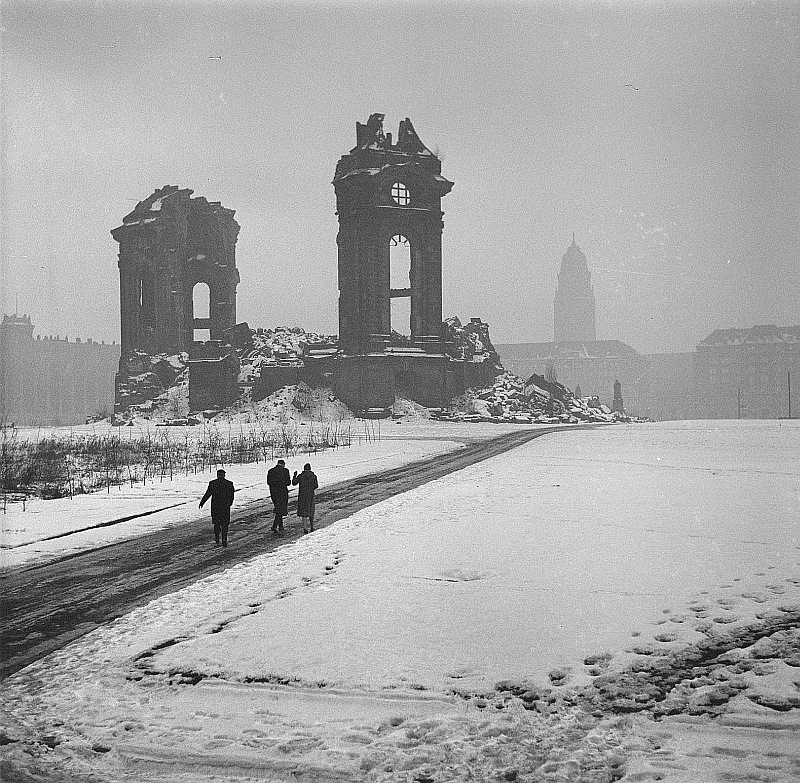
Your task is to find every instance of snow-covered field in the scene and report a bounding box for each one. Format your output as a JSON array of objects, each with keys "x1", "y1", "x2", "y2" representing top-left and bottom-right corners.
[{"x1": 2, "y1": 419, "x2": 799, "y2": 782}]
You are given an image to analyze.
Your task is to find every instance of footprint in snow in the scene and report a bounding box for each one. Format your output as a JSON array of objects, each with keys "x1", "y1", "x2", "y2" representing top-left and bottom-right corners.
[
  {"x1": 446, "y1": 665, "x2": 475, "y2": 679},
  {"x1": 548, "y1": 668, "x2": 570, "y2": 685},
  {"x1": 204, "y1": 739, "x2": 233, "y2": 749}
]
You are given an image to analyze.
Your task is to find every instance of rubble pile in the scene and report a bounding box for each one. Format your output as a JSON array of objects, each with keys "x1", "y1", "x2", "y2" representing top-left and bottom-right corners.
[
  {"x1": 238, "y1": 326, "x2": 337, "y2": 384},
  {"x1": 218, "y1": 383, "x2": 351, "y2": 427},
  {"x1": 391, "y1": 397, "x2": 431, "y2": 419},
  {"x1": 115, "y1": 327, "x2": 344, "y2": 423},
  {"x1": 115, "y1": 322, "x2": 633, "y2": 427},
  {"x1": 115, "y1": 351, "x2": 189, "y2": 420},
  {"x1": 443, "y1": 316, "x2": 503, "y2": 371},
  {"x1": 440, "y1": 371, "x2": 623, "y2": 424}
]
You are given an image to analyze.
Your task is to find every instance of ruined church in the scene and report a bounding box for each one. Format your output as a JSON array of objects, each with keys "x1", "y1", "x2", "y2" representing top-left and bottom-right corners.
[{"x1": 112, "y1": 114, "x2": 498, "y2": 417}]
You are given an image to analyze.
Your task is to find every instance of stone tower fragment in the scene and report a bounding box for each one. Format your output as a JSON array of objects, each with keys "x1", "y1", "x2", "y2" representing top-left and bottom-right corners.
[
  {"x1": 111, "y1": 186, "x2": 240, "y2": 357},
  {"x1": 333, "y1": 113, "x2": 453, "y2": 354}
]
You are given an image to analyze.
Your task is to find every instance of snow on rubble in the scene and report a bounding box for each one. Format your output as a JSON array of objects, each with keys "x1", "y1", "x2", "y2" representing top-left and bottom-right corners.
[
  {"x1": 442, "y1": 316, "x2": 503, "y2": 367},
  {"x1": 443, "y1": 371, "x2": 623, "y2": 424},
  {"x1": 238, "y1": 325, "x2": 337, "y2": 382},
  {"x1": 110, "y1": 321, "x2": 620, "y2": 432},
  {"x1": 114, "y1": 326, "x2": 338, "y2": 422},
  {"x1": 2, "y1": 419, "x2": 798, "y2": 782}
]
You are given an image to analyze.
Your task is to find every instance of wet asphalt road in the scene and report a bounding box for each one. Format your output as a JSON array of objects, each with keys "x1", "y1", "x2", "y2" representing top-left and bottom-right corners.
[{"x1": 0, "y1": 426, "x2": 581, "y2": 679}]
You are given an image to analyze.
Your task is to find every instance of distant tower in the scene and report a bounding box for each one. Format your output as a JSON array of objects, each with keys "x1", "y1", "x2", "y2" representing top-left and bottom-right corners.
[{"x1": 554, "y1": 234, "x2": 596, "y2": 342}]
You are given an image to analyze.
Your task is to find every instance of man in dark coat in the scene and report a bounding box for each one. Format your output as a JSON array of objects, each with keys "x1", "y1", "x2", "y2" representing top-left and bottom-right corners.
[
  {"x1": 266, "y1": 458, "x2": 291, "y2": 533},
  {"x1": 199, "y1": 468, "x2": 235, "y2": 547},
  {"x1": 292, "y1": 463, "x2": 319, "y2": 533}
]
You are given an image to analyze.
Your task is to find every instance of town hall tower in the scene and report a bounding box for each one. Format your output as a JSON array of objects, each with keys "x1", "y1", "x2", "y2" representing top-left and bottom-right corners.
[{"x1": 554, "y1": 235, "x2": 596, "y2": 342}]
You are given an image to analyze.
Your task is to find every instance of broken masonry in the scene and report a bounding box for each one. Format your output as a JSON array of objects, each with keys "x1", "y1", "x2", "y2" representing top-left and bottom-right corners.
[{"x1": 112, "y1": 116, "x2": 502, "y2": 418}]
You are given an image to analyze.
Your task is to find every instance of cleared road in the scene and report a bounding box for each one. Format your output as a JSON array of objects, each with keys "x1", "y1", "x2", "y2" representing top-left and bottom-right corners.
[{"x1": 0, "y1": 426, "x2": 581, "y2": 678}]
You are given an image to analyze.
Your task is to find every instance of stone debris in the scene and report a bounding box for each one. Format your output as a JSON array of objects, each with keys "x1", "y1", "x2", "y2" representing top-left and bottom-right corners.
[
  {"x1": 245, "y1": 326, "x2": 337, "y2": 368},
  {"x1": 442, "y1": 316, "x2": 503, "y2": 371},
  {"x1": 114, "y1": 328, "x2": 339, "y2": 423},
  {"x1": 237, "y1": 326, "x2": 337, "y2": 384},
  {"x1": 114, "y1": 322, "x2": 637, "y2": 427},
  {"x1": 439, "y1": 371, "x2": 628, "y2": 424},
  {"x1": 114, "y1": 350, "x2": 189, "y2": 421}
]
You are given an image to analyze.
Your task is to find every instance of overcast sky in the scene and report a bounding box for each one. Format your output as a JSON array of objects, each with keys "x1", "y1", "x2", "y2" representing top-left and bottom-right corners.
[{"x1": 2, "y1": 0, "x2": 798, "y2": 353}]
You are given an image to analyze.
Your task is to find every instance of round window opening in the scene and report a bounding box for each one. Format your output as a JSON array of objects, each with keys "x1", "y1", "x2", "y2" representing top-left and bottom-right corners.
[{"x1": 391, "y1": 182, "x2": 410, "y2": 206}]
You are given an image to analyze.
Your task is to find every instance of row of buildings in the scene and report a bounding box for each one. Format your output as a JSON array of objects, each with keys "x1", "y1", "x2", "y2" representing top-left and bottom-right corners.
[
  {"x1": 497, "y1": 239, "x2": 798, "y2": 420},
  {"x1": 0, "y1": 314, "x2": 120, "y2": 426}
]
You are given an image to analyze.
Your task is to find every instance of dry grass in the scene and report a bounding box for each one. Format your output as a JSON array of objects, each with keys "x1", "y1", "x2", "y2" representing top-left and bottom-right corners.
[{"x1": 0, "y1": 416, "x2": 356, "y2": 509}]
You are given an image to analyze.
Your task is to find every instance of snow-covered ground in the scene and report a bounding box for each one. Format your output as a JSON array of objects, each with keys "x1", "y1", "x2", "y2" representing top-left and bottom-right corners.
[
  {"x1": 2, "y1": 419, "x2": 798, "y2": 782},
  {"x1": 1, "y1": 419, "x2": 526, "y2": 569}
]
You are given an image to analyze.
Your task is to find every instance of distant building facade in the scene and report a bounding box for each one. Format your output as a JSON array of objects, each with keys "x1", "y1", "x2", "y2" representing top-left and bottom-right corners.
[
  {"x1": 498, "y1": 328, "x2": 798, "y2": 421},
  {"x1": 0, "y1": 314, "x2": 120, "y2": 426},
  {"x1": 554, "y1": 236, "x2": 596, "y2": 342},
  {"x1": 694, "y1": 325, "x2": 799, "y2": 419}
]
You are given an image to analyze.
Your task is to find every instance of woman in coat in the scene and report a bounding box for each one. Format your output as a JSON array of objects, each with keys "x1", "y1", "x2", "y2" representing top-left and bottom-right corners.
[{"x1": 292, "y1": 463, "x2": 319, "y2": 533}]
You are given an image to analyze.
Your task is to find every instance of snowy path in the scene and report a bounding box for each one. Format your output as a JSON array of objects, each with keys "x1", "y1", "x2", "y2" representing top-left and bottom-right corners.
[
  {"x1": 2, "y1": 420, "x2": 798, "y2": 783},
  {"x1": 0, "y1": 426, "x2": 578, "y2": 679}
]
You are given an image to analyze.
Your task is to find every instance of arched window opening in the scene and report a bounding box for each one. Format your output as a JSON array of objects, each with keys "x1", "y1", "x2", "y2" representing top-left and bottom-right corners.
[
  {"x1": 389, "y1": 235, "x2": 411, "y2": 340},
  {"x1": 193, "y1": 282, "x2": 211, "y2": 318},
  {"x1": 192, "y1": 281, "x2": 211, "y2": 342},
  {"x1": 390, "y1": 182, "x2": 410, "y2": 206}
]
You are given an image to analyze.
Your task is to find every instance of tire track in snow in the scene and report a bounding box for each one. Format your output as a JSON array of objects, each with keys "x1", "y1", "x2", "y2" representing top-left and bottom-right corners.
[{"x1": 0, "y1": 425, "x2": 585, "y2": 679}]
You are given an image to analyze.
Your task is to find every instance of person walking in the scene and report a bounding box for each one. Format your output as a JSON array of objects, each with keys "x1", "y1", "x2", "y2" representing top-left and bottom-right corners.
[
  {"x1": 266, "y1": 458, "x2": 291, "y2": 534},
  {"x1": 292, "y1": 463, "x2": 319, "y2": 533},
  {"x1": 199, "y1": 468, "x2": 235, "y2": 547}
]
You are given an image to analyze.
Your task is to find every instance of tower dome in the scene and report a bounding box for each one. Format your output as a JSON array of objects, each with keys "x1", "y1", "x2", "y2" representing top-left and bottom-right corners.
[{"x1": 554, "y1": 234, "x2": 596, "y2": 342}]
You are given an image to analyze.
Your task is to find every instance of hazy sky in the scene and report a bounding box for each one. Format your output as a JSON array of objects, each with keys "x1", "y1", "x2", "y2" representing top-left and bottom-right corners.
[{"x1": 2, "y1": 0, "x2": 798, "y2": 353}]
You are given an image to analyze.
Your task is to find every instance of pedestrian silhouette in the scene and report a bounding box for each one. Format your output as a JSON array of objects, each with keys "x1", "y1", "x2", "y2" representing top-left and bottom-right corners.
[
  {"x1": 266, "y1": 459, "x2": 291, "y2": 534},
  {"x1": 292, "y1": 463, "x2": 319, "y2": 533},
  {"x1": 199, "y1": 469, "x2": 235, "y2": 547}
]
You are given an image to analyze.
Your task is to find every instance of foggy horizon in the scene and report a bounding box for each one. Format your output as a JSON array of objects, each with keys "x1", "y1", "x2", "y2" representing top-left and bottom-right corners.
[{"x1": 2, "y1": 0, "x2": 799, "y2": 356}]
